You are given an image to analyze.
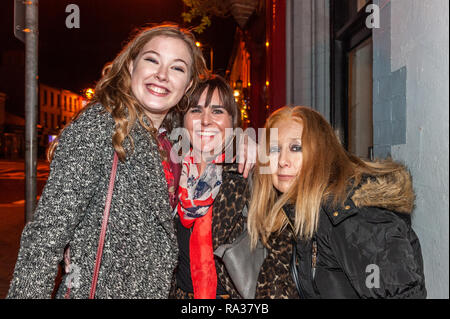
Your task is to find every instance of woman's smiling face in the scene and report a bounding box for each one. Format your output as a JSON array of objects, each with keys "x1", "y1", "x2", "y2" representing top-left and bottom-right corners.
[
  {"x1": 129, "y1": 35, "x2": 193, "y2": 125},
  {"x1": 184, "y1": 87, "x2": 233, "y2": 158}
]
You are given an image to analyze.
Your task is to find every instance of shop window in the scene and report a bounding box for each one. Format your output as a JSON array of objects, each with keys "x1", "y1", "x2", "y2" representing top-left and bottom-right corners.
[
  {"x1": 330, "y1": 0, "x2": 373, "y2": 159},
  {"x1": 348, "y1": 37, "x2": 373, "y2": 159}
]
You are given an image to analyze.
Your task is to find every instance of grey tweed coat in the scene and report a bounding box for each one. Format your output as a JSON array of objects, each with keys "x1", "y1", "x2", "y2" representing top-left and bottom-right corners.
[{"x1": 7, "y1": 104, "x2": 178, "y2": 299}]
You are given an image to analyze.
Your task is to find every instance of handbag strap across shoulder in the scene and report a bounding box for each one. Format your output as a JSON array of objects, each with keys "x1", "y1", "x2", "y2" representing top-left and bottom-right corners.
[{"x1": 89, "y1": 152, "x2": 119, "y2": 299}]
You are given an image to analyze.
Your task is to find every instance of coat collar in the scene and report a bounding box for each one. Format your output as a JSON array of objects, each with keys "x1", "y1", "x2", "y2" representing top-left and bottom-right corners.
[
  {"x1": 281, "y1": 198, "x2": 359, "y2": 228},
  {"x1": 321, "y1": 197, "x2": 359, "y2": 226}
]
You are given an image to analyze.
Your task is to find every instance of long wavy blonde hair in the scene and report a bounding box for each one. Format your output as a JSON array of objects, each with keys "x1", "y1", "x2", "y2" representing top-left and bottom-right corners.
[
  {"x1": 48, "y1": 23, "x2": 208, "y2": 162},
  {"x1": 247, "y1": 106, "x2": 405, "y2": 247}
]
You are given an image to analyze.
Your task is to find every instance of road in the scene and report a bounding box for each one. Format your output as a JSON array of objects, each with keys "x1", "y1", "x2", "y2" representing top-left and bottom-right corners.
[{"x1": 0, "y1": 160, "x2": 49, "y2": 298}]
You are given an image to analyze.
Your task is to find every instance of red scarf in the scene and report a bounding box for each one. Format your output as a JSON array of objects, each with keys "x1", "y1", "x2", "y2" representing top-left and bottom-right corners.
[
  {"x1": 176, "y1": 153, "x2": 225, "y2": 299},
  {"x1": 157, "y1": 130, "x2": 180, "y2": 209}
]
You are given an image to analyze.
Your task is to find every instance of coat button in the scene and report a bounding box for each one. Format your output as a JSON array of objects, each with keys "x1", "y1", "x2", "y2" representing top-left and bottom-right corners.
[
  {"x1": 345, "y1": 205, "x2": 351, "y2": 210},
  {"x1": 333, "y1": 211, "x2": 339, "y2": 217}
]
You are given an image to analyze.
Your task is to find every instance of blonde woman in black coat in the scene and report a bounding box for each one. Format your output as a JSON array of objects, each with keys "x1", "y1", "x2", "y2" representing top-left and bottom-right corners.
[{"x1": 248, "y1": 106, "x2": 426, "y2": 299}]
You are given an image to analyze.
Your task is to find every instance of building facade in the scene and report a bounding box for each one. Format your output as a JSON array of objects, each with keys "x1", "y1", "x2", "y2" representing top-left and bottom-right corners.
[
  {"x1": 38, "y1": 83, "x2": 84, "y2": 157},
  {"x1": 0, "y1": 84, "x2": 84, "y2": 159},
  {"x1": 228, "y1": 0, "x2": 449, "y2": 298},
  {"x1": 38, "y1": 83, "x2": 84, "y2": 136}
]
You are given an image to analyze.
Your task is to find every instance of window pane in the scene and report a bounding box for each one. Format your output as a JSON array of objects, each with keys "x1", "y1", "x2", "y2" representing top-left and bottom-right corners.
[{"x1": 348, "y1": 37, "x2": 373, "y2": 159}]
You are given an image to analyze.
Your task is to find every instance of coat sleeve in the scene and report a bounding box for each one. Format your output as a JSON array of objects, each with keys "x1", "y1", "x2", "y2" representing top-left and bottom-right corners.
[
  {"x1": 331, "y1": 208, "x2": 426, "y2": 299},
  {"x1": 7, "y1": 107, "x2": 110, "y2": 298}
]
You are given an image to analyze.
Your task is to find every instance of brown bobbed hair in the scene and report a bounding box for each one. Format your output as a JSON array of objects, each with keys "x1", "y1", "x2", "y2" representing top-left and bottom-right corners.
[
  {"x1": 182, "y1": 74, "x2": 241, "y2": 161},
  {"x1": 247, "y1": 106, "x2": 405, "y2": 247},
  {"x1": 48, "y1": 23, "x2": 209, "y2": 162},
  {"x1": 185, "y1": 74, "x2": 241, "y2": 129}
]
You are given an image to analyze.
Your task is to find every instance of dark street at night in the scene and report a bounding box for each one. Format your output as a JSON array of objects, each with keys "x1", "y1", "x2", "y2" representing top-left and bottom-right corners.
[{"x1": 0, "y1": 0, "x2": 237, "y2": 117}]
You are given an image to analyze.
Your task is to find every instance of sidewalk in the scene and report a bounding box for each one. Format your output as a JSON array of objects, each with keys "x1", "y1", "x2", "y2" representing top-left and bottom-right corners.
[
  {"x1": 0, "y1": 204, "x2": 24, "y2": 298},
  {"x1": 0, "y1": 159, "x2": 50, "y2": 180},
  {"x1": 0, "y1": 160, "x2": 49, "y2": 298}
]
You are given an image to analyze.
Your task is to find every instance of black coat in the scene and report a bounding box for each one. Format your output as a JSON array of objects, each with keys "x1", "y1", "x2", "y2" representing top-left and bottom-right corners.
[{"x1": 287, "y1": 170, "x2": 426, "y2": 299}]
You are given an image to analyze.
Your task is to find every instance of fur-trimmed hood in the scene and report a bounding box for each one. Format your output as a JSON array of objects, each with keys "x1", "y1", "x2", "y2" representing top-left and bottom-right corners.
[{"x1": 351, "y1": 165, "x2": 415, "y2": 214}]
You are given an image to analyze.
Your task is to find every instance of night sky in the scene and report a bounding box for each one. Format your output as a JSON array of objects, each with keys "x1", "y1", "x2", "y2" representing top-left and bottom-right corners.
[{"x1": 0, "y1": 0, "x2": 236, "y2": 114}]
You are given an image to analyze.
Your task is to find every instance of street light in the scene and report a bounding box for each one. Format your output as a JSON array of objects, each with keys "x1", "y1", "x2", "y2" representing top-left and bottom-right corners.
[{"x1": 84, "y1": 88, "x2": 95, "y2": 100}]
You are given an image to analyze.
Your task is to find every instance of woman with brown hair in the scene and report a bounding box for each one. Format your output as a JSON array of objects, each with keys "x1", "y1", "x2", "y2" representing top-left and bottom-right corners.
[
  {"x1": 248, "y1": 106, "x2": 426, "y2": 298},
  {"x1": 7, "y1": 24, "x2": 208, "y2": 299},
  {"x1": 170, "y1": 75, "x2": 251, "y2": 299}
]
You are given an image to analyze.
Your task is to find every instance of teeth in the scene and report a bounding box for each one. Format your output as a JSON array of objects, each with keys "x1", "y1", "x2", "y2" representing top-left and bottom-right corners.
[
  {"x1": 148, "y1": 85, "x2": 168, "y2": 94},
  {"x1": 197, "y1": 131, "x2": 217, "y2": 137}
]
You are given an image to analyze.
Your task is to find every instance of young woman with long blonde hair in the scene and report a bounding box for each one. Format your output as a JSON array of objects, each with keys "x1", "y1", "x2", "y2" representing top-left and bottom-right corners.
[
  {"x1": 8, "y1": 24, "x2": 208, "y2": 299},
  {"x1": 248, "y1": 106, "x2": 426, "y2": 299}
]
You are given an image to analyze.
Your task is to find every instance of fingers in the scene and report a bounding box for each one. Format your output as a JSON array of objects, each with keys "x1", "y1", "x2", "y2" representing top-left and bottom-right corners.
[
  {"x1": 64, "y1": 247, "x2": 71, "y2": 273},
  {"x1": 243, "y1": 160, "x2": 255, "y2": 179},
  {"x1": 238, "y1": 161, "x2": 245, "y2": 174},
  {"x1": 243, "y1": 163, "x2": 249, "y2": 178},
  {"x1": 247, "y1": 136, "x2": 257, "y2": 166},
  {"x1": 237, "y1": 133, "x2": 257, "y2": 178},
  {"x1": 237, "y1": 134, "x2": 247, "y2": 172}
]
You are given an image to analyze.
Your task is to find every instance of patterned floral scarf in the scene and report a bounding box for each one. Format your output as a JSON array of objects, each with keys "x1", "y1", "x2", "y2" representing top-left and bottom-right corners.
[{"x1": 176, "y1": 152, "x2": 225, "y2": 299}]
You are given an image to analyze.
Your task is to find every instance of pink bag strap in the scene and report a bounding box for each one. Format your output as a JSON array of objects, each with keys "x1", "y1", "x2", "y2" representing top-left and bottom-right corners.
[{"x1": 89, "y1": 152, "x2": 119, "y2": 299}]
